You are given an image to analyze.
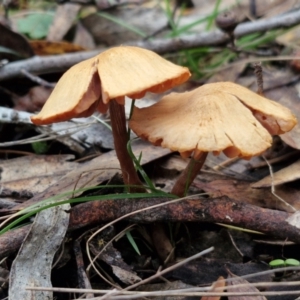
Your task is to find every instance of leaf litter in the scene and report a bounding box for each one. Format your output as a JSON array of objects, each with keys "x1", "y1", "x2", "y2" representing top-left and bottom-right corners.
[{"x1": 1, "y1": 0, "x2": 300, "y2": 299}]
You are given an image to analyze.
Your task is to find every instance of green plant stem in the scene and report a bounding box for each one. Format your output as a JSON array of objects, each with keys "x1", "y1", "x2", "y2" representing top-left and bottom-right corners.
[
  {"x1": 171, "y1": 151, "x2": 208, "y2": 197},
  {"x1": 109, "y1": 100, "x2": 145, "y2": 192}
]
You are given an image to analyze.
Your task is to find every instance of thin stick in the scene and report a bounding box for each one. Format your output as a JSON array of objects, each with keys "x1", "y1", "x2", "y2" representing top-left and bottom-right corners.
[
  {"x1": 26, "y1": 276, "x2": 300, "y2": 297},
  {"x1": 263, "y1": 156, "x2": 296, "y2": 212},
  {"x1": 20, "y1": 69, "x2": 56, "y2": 88},
  {"x1": 124, "y1": 247, "x2": 214, "y2": 291},
  {"x1": 248, "y1": 150, "x2": 298, "y2": 169},
  {"x1": 3, "y1": 9, "x2": 300, "y2": 81},
  {"x1": 86, "y1": 224, "x2": 136, "y2": 289}
]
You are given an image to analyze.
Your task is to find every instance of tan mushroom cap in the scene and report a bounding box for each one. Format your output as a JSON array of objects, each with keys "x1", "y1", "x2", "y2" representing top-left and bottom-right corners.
[
  {"x1": 98, "y1": 46, "x2": 191, "y2": 103},
  {"x1": 31, "y1": 46, "x2": 191, "y2": 125},
  {"x1": 129, "y1": 82, "x2": 297, "y2": 158},
  {"x1": 31, "y1": 57, "x2": 101, "y2": 125}
]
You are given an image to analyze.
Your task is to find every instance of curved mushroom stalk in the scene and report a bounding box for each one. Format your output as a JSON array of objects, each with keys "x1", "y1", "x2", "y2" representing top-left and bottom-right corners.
[
  {"x1": 109, "y1": 98, "x2": 145, "y2": 192},
  {"x1": 171, "y1": 151, "x2": 208, "y2": 197}
]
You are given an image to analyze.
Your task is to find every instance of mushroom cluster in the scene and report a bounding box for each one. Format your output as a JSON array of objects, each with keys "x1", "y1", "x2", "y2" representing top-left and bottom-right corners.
[
  {"x1": 129, "y1": 81, "x2": 297, "y2": 197},
  {"x1": 31, "y1": 46, "x2": 191, "y2": 190}
]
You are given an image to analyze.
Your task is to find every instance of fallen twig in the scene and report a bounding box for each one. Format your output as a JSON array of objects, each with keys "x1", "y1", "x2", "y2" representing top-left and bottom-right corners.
[
  {"x1": 0, "y1": 196, "x2": 299, "y2": 259},
  {"x1": 1, "y1": 9, "x2": 300, "y2": 81}
]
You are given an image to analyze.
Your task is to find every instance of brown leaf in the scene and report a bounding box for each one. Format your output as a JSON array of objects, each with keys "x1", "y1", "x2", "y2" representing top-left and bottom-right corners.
[
  {"x1": 47, "y1": 3, "x2": 81, "y2": 42},
  {"x1": 194, "y1": 178, "x2": 300, "y2": 212},
  {"x1": 73, "y1": 21, "x2": 95, "y2": 50},
  {"x1": 0, "y1": 155, "x2": 75, "y2": 198},
  {"x1": 151, "y1": 223, "x2": 174, "y2": 262},
  {"x1": 286, "y1": 211, "x2": 300, "y2": 229},
  {"x1": 0, "y1": 155, "x2": 74, "y2": 182},
  {"x1": 12, "y1": 139, "x2": 170, "y2": 211},
  {"x1": 226, "y1": 268, "x2": 267, "y2": 300},
  {"x1": 30, "y1": 40, "x2": 85, "y2": 56},
  {"x1": 13, "y1": 86, "x2": 53, "y2": 112},
  {"x1": 0, "y1": 23, "x2": 34, "y2": 61},
  {"x1": 251, "y1": 160, "x2": 300, "y2": 188},
  {"x1": 201, "y1": 276, "x2": 225, "y2": 300}
]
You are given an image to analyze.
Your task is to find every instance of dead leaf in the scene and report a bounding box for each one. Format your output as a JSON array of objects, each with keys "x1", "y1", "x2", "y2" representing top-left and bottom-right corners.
[
  {"x1": 89, "y1": 226, "x2": 142, "y2": 285},
  {"x1": 286, "y1": 211, "x2": 300, "y2": 229},
  {"x1": 151, "y1": 223, "x2": 174, "y2": 262},
  {"x1": 80, "y1": 4, "x2": 167, "y2": 46},
  {"x1": 0, "y1": 23, "x2": 34, "y2": 61},
  {"x1": 276, "y1": 23, "x2": 300, "y2": 47},
  {"x1": 253, "y1": 0, "x2": 298, "y2": 18},
  {"x1": 251, "y1": 160, "x2": 300, "y2": 188},
  {"x1": 201, "y1": 276, "x2": 225, "y2": 300},
  {"x1": 30, "y1": 40, "x2": 85, "y2": 56},
  {"x1": 12, "y1": 139, "x2": 170, "y2": 211},
  {"x1": 13, "y1": 86, "x2": 53, "y2": 112},
  {"x1": 170, "y1": 261, "x2": 271, "y2": 286},
  {"x1": 0, "y1": 155, "x2": 75, "y2": 181},
  {"x1": 194, "y1": 178, "x2": 300, "y2": 212},
  {"x1": 0, "y1": 155, "x2": 75, "y2": 198},
  {"x1": 226, "y1": 268, "x2": 267, "y2": 300},
  {"x1": 237, "y1": 70, "x2": 300, "y2": 93},
  {"x1": 207, "y1": 63, "x2": 246, "y2": 83},
  {"x1": 73, "y1": 21, "x2": 95, "y2": 50},
  {"x1": 47, "y1": 3, "x2": 81, "y2": 42},
  {"x1": 111, "y1": 265, "x2": 142, "y2": 285},
  {"x1": 9, "y1": 202, "x2": 69, "y2": 299}
]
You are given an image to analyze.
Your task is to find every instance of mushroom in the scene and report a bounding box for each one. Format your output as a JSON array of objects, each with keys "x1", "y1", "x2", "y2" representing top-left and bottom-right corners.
[
  {"x1": 129, "y1": 81, "x2": 297, "y2": 197},
  {"x1": 30, "y1": 46, "x2": 191, "y2": 190}
]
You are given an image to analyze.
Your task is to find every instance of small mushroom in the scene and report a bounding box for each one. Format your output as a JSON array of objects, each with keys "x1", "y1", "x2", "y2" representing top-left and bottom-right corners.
[
  {"x1": 129, "y1": 81, "x2": 297, "y2": 197},
  {"x1": 31, "y1": 46, "x2": 191, "y2": 190}
]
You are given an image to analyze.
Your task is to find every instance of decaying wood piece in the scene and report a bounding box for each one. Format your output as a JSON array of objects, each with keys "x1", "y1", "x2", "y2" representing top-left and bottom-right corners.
[
  {"x1": 0, "y1": 225, "x2": 31, "y2": 258},
  {"x1": 0, "y1": 196, "x2": 299, "y2": 260},
  {"x1": 0, "y1": 107, "x2": 32, "y2": 124}
]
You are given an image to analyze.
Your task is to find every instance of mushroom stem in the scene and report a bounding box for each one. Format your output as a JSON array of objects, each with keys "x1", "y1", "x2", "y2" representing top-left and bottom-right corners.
[
  {"x1": 254, "y1": 62, "x2": 264, "y2": 95},
  {"x1": 171, "y1": 151, "x2": 208, "y2": 197},
  {"x1": 109, "y1": 99, "x2": 145, "y2": 192}
]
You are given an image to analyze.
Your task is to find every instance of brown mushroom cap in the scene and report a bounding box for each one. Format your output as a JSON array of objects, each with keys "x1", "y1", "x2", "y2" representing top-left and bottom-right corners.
[
  {"x1": 30, "y1": 46, "x2": 191, "y2": 125},
  {"x1": 129, "y1": 82, "x2": 297, "y2": 158},
  {"x1": 98, "y1": 46, "x2": 191, "y2": 103},
  {"x1": 212, "y1": 82, "x2": 297, "y2": 135},
  {"x1": 31, "y1": 57, "x2": 101, "y2": 125}
]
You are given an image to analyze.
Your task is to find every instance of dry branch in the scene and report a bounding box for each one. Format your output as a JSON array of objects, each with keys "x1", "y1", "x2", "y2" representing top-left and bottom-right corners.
[
  {"x1": 234, "y1": 9, "x2": 300, "y2": 37},
  {"x1": 1, "y1": 9, "x2": 300, "y2": 81},
  {"x1": 0, "y1": 196, "x2": 299, "y2": 259}
]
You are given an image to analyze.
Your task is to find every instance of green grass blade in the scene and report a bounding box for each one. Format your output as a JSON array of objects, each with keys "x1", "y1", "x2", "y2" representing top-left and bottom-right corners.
[
  {"x1": 205, "y1": 0, "x2": 221, "y2": 30},
  {"x1": 97, "y1": 12, "x2": 147, "y2": 38},
  {"x1": 127, "y1": 139, "x2": 159, "y2": 192},
  {"x1": 0, "y1": 187, "x2": 174, "y2": 235},
  {"x1": 126, "y1": 230, "x2": 141, "y2": 255}
]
